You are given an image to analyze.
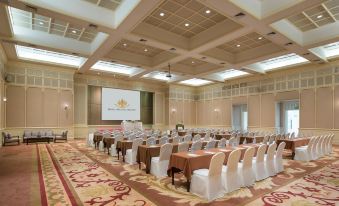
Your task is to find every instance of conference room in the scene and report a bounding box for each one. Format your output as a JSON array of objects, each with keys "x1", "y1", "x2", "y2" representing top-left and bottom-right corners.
[{"x1": 0, "y1": 0, "x2": 338, "y2": 205}]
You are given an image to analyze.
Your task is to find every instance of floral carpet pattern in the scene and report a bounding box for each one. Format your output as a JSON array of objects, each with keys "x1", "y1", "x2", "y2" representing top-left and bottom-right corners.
[
  {"x1": 37, "y1": 141, "x2": 339, "y2": 206},
  {"x1": 39, "y1": 143, "x2": 153, "y2": 206}
]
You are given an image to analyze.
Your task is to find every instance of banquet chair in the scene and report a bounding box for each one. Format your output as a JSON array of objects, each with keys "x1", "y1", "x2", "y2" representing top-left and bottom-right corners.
[
  {"x1": 323, "y1": 135, "x2": 330, "y2": 155},
  {"x1": 100, "y1": 133, "x2": 110, "y2": 152},
  {"x1": 320, "y1": 135, "x2": 328, "y2": 156},
  {"x1": 311, "y1": 136, "x2": 320, "y2": 160},
  {"x1": 253, "y1": 144, "x2": 268, "y2": 181},
  {"x1": 325, "y1": 134, "x2": 333, "y2": 154},
  {"x1": 190, "y1": 141, "x2": 202, "y2": 152},
  {"x1": 110, "y1": 135, "x2": 123, "y2": 157},
  {"x1": 262, "y1": 135, "x2": 269, "y2": 144},
  {"x1": 177, "y1": 142, "x2": 189, "y2": 153},
  {"x1": 274, "y1": 142, "x2": 286, "y2": 173},
  {"x1": 88, "y1": 133, "x2": 94, "y2": 147},
  {"x1": 184, "y1": 135, "x2": 192, "y2": 142},
  {"x1": 125, "y1": 138, "x2": 143, "y2": 165},
  {"x1": 192, "y1": 135, "x2": 201, "y2": 142},
  {"x1": 239, "y1": 147, "x2": 255, "y2": 187},
  {"x1": 221, "y1": 149, "x2": 241, "y2": 193},
  {"x1": 159, "y1": 136, "x2": 168, "y2": 145},
  {"x1": 329, "y1": 134, "x2": 334, "y2": 153},
  {"x1": 265, "y1": 143, "x2": 277, "y2": 177},
  {"x1": 205, "y1": 140, "x2": 217, "y2": 150},
  {"x1": 316, "y1": 136, "x2": 324, "y2": 158},
  {"x1": 191, "y1": 152, "x2": 226, "y2": 201},
  {"x1": 228, "y1": 137, "x2": 236, "y2": 147},
  {"x1": 172, "y1": 136, "x2": 180, "y2": 144},
  {"x1": 268, "y1": 135, "x2": 275, "y2": 145},
  {"x1": 146, "y1": 137, "x2": 156, "y2": 146},
  {"x1": 150, "y1": 143, "x2": 173, "y2": 178},
  {"x1": 217, "y1": 138, "x2": 227, "y2": 148},
  {"x1": 294, "y1": 137, "x2": 313, "y2": 161}
]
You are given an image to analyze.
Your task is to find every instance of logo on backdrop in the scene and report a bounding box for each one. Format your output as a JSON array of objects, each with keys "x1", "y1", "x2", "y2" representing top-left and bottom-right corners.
[
  {"x1": 107, "y1": 98, "x2": 136, "y2": 111},
  {"x1": 115, "y1": 99, "x2": 129, "y2": 109}
]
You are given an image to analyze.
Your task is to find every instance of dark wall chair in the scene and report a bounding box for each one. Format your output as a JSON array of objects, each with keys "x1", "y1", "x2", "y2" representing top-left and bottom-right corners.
[{"x1": 2, "y1": 132, "x2": 20, "y2": 146}]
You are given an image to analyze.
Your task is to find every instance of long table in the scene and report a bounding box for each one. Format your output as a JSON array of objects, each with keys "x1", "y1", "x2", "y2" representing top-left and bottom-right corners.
[
  {"x1": 276, "y1": 138, "x2": 310, "y2": 158},
  {"x1": 168, "y1": 144, "x2": 261, "y2": 192},
  {"x1": 136, "y1": 141, "x2": 209, "y2": 174}
]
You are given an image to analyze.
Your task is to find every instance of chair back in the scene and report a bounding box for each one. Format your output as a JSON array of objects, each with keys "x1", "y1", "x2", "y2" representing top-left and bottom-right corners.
[
  {"x1": 132, "y1": 138, "x2": 143, "y2": 152},
  {"x1": 205, "y1": 140, "x2": 217, "y2": 150},
  {"x1": 192, "y1": 135, "x2": 200, "y2": 142},
  {"x1": 266, "y1": 143, "x2": 277, "y2": 160},
  {"x1": 276, "y1": 142, "x2": 286, "y2": 159},
  {"x1": 103, "y1": 132, "x2": 110, "y2": 139},
  {"x1": 228, "y1": 137, "x2": 236, "y2": 146},
  {"x1": 268, "y1": 135, "x2": 275, "y2": 144},
  {"x1": 226, "y1": 149, "x2": 241, "y2": 173},
  {"x1": 208, "y1": 152, "x2": 225, "y2": 176},
  {"x1": 262, "y1": 135, "x2": 269, "y2": 144},
  {"x1": 159, "y1": 143, "x2": 173, "y2": 161},
  {"x1": 178, "y1": 142, "x2": 189, "y2": 152},
  {"x1": 146, "y1": 137, "x2": 156, "y2": 146},
  {"x1": 159, "y1": 136, "x2": 168, "y2": 145},
  {"x1": 217, "y1": 138, "x2": 227, "y2": 148},
  {"x1": 255, "y1": 144, "x2": 267, "y2": 163},
  {"x1": 114, "y1": 135, "x2": 123, "y2": 147},
  {"x1": 191, "y1": 141, "x2": 202, "y2": 152},
  {"x1": 172, "y1": 136, "x2": 180, "y2": 144},
  {"x1": 184, "y1": 135, "x2": 192, "y2": 142},
  {"x1": 242, "y1": 147, "x2": 255, "y2": 170}
]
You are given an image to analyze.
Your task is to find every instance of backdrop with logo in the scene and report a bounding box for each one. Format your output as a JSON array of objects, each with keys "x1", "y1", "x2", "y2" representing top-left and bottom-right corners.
[{"x1": 102, "y1": 88, "x2": 140, "y2": 120}]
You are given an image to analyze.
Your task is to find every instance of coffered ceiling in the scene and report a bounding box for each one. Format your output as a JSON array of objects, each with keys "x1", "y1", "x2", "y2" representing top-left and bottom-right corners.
[{"x1": 0, "y1": 0, "x2": 338, "y2": 87}]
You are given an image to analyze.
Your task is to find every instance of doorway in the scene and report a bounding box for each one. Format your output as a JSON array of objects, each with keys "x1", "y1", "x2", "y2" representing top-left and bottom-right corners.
[
  {"x1": 232, "y1": 104, "x2": 248, "y2": 131},
  {"x1": 275, "y1": 100, "x2": 299, "y2": 134}
]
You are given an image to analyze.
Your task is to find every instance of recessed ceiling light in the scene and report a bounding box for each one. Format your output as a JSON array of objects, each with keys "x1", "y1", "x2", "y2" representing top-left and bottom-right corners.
[
  {"x1": 72, "y1": 30, "x2": 77, "y2": 34},
  {"x1": 123, "y1": 43, "x2": 127, "y2": 47},
  {"x1": 205, "y1": 10, "x2": 211, "y2": 14},
  {"x1": 185, "y1": 23, "x2": 190, "y2": 27},
  {"x1": 258, "y1": 36, "x2": 263, "y2": 40},
  {"x1": 192, "y1": 61, "x2": 195, "y2": 64},
  {"x1": 39, "y1": 21, "x2": 44, "y2": 25},
  {"x1": 144, "y1": 48, "x2": 148, "y2": 52},
  {"x1": 236, "y1": 44, "x2": 241, "y2": 47},
  {"x1": 97, "y1": 72, "x2": 100, "y2": 75},
  {"x1": 317, "y1": 15, "x2": 323, "y2": 19},
  {"x1": 160, "y1": 12, "x2": 165, "y2": 16}
]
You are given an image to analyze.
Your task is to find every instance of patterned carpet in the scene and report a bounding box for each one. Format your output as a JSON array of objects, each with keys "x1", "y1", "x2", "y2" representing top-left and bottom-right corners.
[{"x1": 1, "y1": 141, "x2": 338, "y2": 206}]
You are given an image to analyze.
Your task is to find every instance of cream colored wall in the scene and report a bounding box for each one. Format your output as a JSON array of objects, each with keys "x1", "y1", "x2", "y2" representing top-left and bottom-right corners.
[
  {"x1": 3, "y1": 61, "x2": 75, "y2": 139},
  {"x1": 0, "y1": 45, "x2": 6, "y2": 147}
]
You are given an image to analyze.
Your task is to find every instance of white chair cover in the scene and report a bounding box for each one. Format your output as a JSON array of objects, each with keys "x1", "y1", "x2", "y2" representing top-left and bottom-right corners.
[
  {"x1": 190, "y1": 141, "x2": 202, "y2": 152},
  {"x1": 172, "y1": 136, "x2": 180, "y2": 144},
  {"x1": 239, "y1": 147, "x2": 255, "y2": 187},
  {"x1": 146, "y1": 137, "x2": 156, "y2": 146},
  {"x1": 311, "y1": 136, "x2": 320, "y2": 160},
  {"x1": 125, "y1": 138, "x2": 143, "y2": 165},
  {"x1": 294, "y1": 137, "x2": 313, "y2": 161},
  {"x1": 184, "y1": 135, "x2": 192, "y2": 142},
  {"x1": 253, "y1": 144, "x2": 268, "y2": 181},
  {"x1": 177, "y1": 142, "x2": 189, "y2": 153},
  {"x1": 205, "y1": 140, "x2": 217, "y2": 150},
  {"x1": 151, "y1": 143, "x2": 173, "y2": 178},
  {"x1": 88, "y1": 133, "x2": 94, "y2": 147},
  {"x1": 265, "y1": 143, "x2": 277, "y2": 177},
  {"x1": 191, "y1": 152, "x2": 226, "y2": 201},
  {"x1": 217, "y1": 138, "x2": 227, "y2": 148},
  {"x1": 275, "y1": 142, "x2": 286, "y2": 173},
  {"x1": 159, "y1": 136, "x2": 168, "y2": 145},
  {"x1": 222, "y1": 149, "x2": 241, "y2": 193}
]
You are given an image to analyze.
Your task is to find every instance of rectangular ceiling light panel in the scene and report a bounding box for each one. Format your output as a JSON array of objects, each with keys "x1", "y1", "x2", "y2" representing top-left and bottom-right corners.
[
  {"x1": 15, "y1": 45, "x2": 86, "y2": 68},
  {"x1": 91, "y1": 61, "x2": 143, "y2": 76},
  {"x1": 257, "y1": 53, "x2": 309, "y2": 71},
  {"x1": 179, "y1": 78, "x2": 212, "y2": 86}
]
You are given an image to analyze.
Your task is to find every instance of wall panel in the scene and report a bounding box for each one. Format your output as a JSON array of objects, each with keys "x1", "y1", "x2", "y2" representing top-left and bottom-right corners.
[
  {"x1": 316, "y1": 87, "x2": 333, "y2": 129},
  {"x1": 59, "y1": 90, "x2": 73, "y2": 127},
  {"x1": 44, "y1": 89, "x2": 58, "y2": 127},
  {"x1": 26, "y1": 87, "x2": 43, "y2": 127},
  {"x1": 248, "y1": 95, "x2": 260, "y2": 127},
  {"x1": 260, "y1": 93, "x2": 275, "y2": 127},
  {"x1": 74, "y1": 84, "x2": 87, "y2": 125},
  {"x1": 300, "y1": 89, "x2": 315, "y2": 128},
  {"x1": 334, "y1": 86, "x2": 339, "y2": 129},
  {"x1": 6, "y1": 86, "x2": 25, "y2": 127}
]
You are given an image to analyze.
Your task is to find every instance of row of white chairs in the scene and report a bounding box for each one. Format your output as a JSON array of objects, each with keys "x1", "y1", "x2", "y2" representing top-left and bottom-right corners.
[
  {"x1": 190, "y1": 142, "x2": 286, "y2": 201},
  {"x1": 294, "y1": 134, "x2": 334, "y2": 161}
]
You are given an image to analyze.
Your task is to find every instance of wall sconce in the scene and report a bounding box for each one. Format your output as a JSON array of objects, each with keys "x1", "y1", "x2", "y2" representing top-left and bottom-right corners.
[
  {"x1": 64, "y1": 104, "x2": 69, "y2": 110},
  {"x1": 171, "y1": 108, "x2": 176, "y2": 113},
  {"x1": 3, "y1": 97, "x2": 7, "y2": 102},
  {"x1": 214, "y1": 108, "x2": 220, "y2": 112}
]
